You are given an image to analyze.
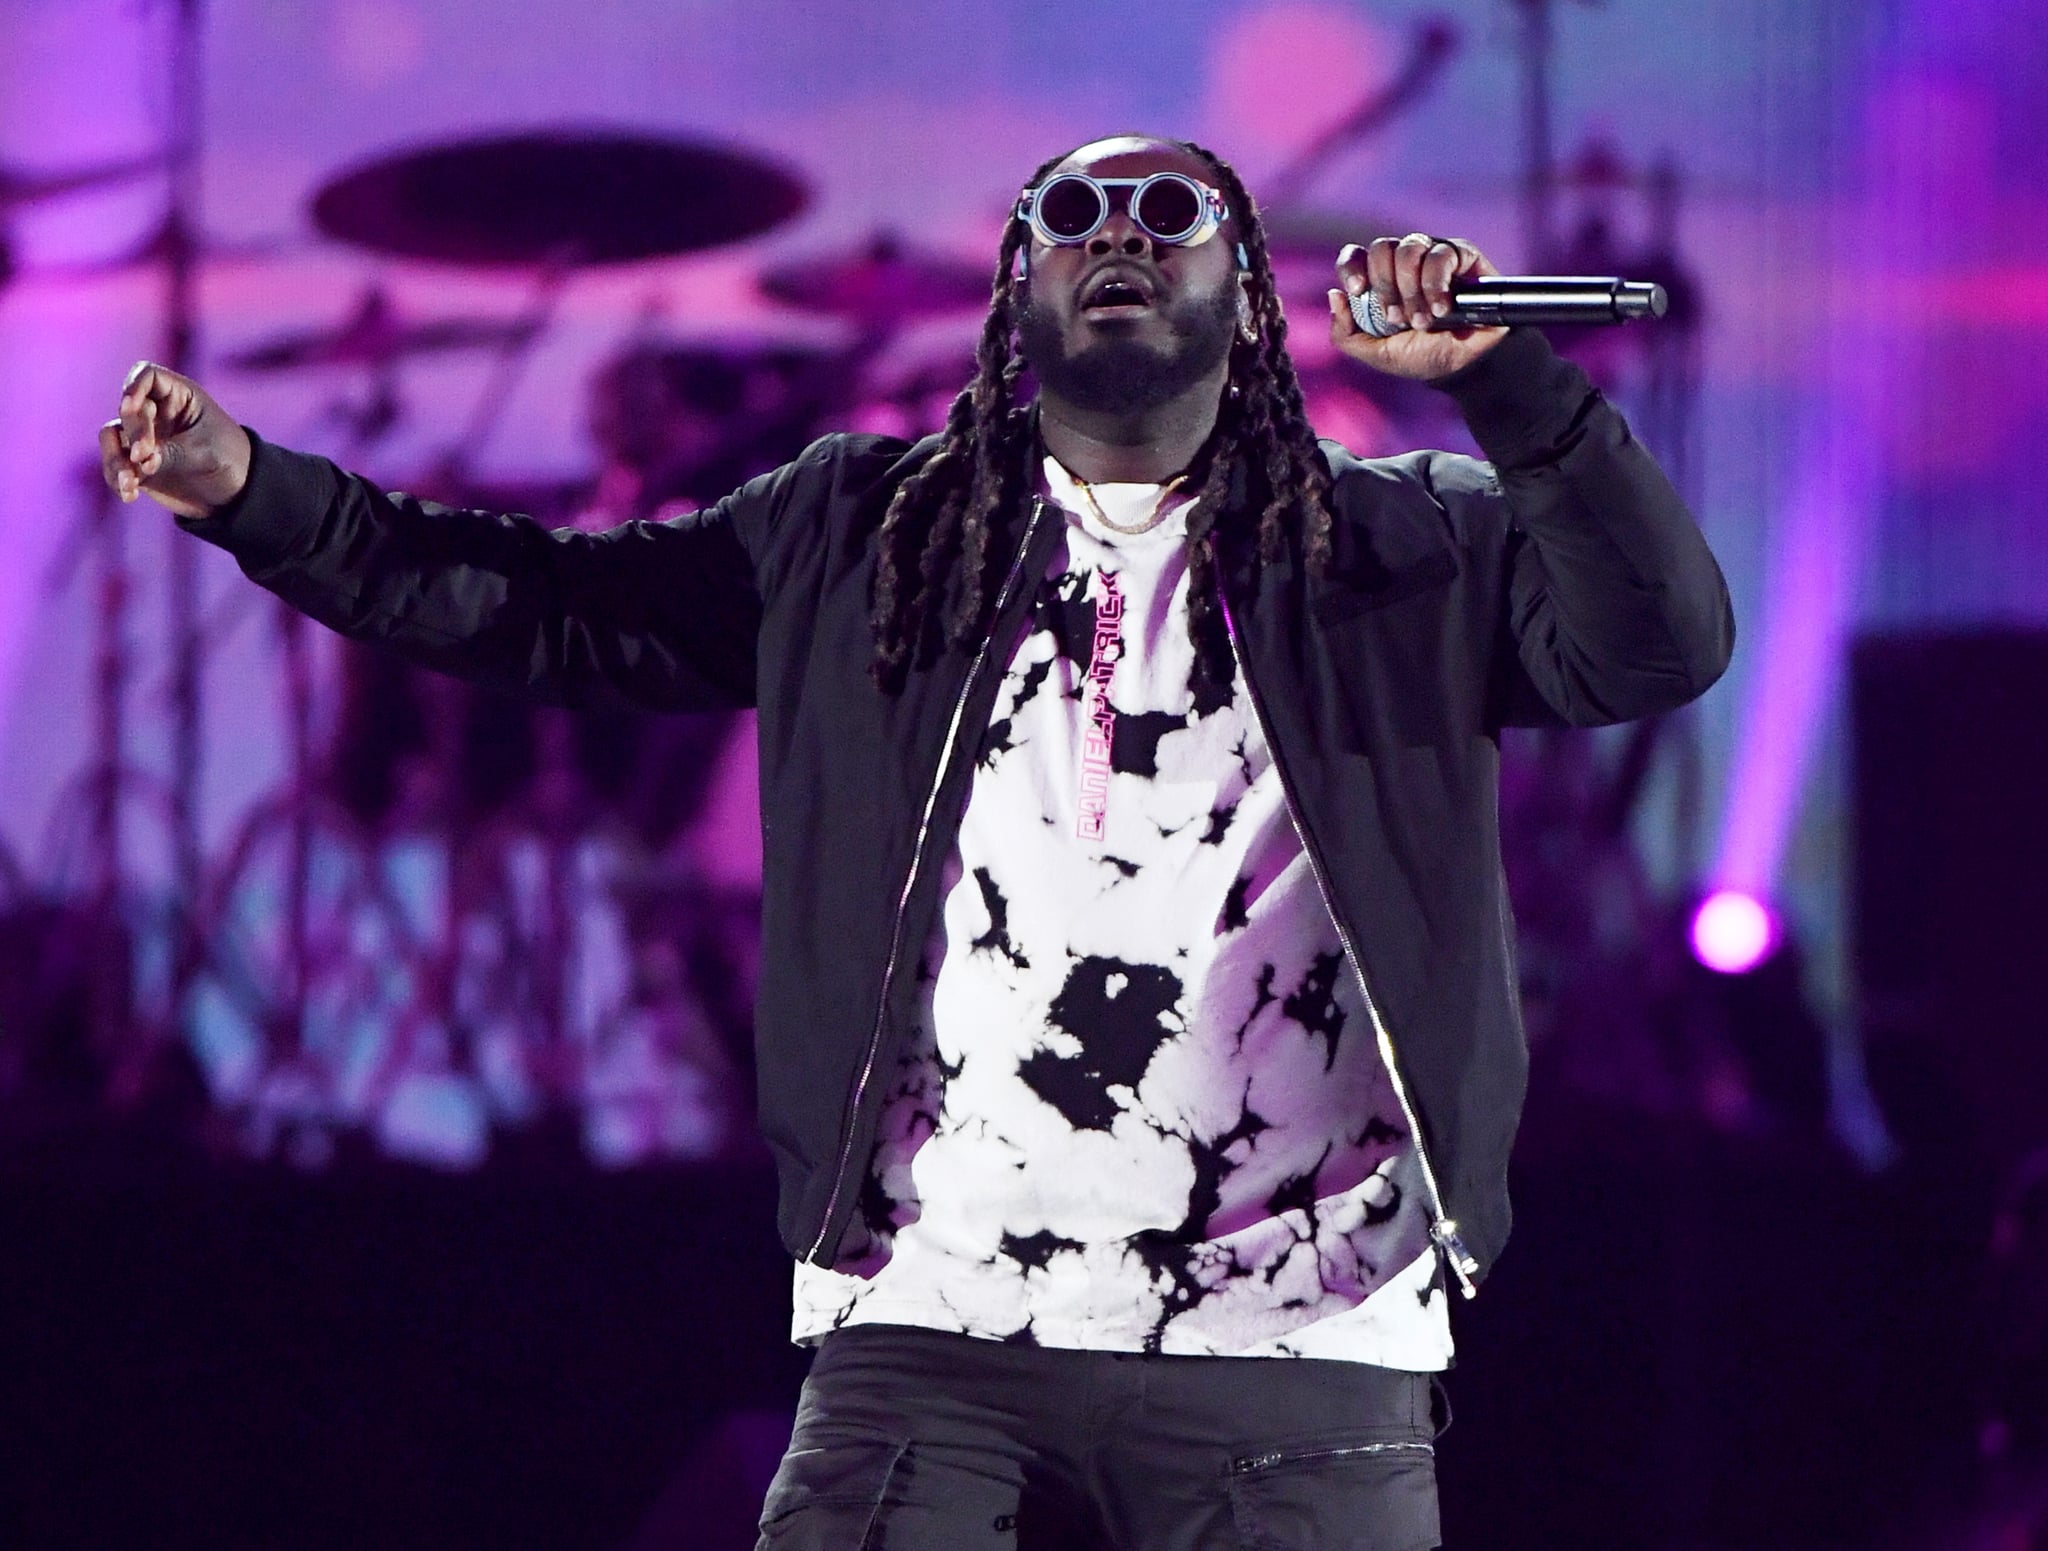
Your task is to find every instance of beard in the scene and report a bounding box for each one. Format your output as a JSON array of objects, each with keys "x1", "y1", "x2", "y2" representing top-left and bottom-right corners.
[{"x1": 1016, "y1": 281, "x2": 1237, "y2": 416}]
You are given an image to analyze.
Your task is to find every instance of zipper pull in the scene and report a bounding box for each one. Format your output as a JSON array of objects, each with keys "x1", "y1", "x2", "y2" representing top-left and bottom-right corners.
[{"x1": 1432, "y1": 1218, "x2": 1480, "y2": 1300}]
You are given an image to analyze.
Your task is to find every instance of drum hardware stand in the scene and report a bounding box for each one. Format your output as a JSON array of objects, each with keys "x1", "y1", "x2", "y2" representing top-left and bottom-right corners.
[
  {"x1": 88, "y1": 475, "x2": 139, "y2": 1070},
  {"x1": 273, "y1": 607, "x2": 317, "y2": 1065},
  {"x1": 263, "y1": 399, "x2": 404, "y2": 1078},
  {"x1": 423, "y1": 262, "x2": 563, "y2": 490},
  {"x1": 532, "y1": 711, "x2": 586, "y2": 1078},
  {"x1": 424, "y1": 253, "x2": 585, "y2": 1091},
  {"x1": 208, "y1": 405, "x2": 437, "y2": 1130},
  {"x1": 34, "y1": 465, "x2": 159, "y2": 1078},
  {"x1": 145, "y1": 0, "x2": 211, "y2": 1024},
  {"x1": 1505, "y1": 0, "x2": 1604, "y2": 270},
  {"x1": 1637, "y1": 154, "x2": 1703, "y2": 508}
]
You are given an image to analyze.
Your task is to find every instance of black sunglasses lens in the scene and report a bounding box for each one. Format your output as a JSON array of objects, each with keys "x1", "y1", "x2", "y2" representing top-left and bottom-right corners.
[
  {"x1": 1133, "y1": 177, "x2": 1201, "y2": 240},
  {"x1": 1037, "y1": 177, "x2": 1105, "y2": 241}
]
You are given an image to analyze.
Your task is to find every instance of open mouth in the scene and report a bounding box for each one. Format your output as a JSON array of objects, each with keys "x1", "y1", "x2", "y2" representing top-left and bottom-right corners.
[{"x1": 1080, "y1": 272, "x2": 1155, "y2": 317}]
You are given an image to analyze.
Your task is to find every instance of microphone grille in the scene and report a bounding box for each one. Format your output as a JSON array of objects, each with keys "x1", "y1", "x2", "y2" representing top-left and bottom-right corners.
[{"x1": 1347, "y1": 290, "x2": 1403, "y2": 339}]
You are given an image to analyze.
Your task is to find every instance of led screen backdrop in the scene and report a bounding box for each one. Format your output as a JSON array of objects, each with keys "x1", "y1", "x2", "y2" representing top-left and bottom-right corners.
[{"x1": 2, "y1": 0, "x2": 2042, "y2": 1034}]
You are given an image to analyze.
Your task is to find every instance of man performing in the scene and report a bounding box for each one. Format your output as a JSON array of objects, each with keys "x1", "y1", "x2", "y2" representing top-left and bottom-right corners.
[{"x1": 100, "y1": 135, "x2": 1733, "y2": 1549}]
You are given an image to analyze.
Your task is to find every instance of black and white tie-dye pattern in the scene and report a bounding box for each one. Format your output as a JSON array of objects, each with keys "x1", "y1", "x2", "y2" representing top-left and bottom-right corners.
[{"x1": 793, "y1": 461, "x2": 1451, "y2": 1368}]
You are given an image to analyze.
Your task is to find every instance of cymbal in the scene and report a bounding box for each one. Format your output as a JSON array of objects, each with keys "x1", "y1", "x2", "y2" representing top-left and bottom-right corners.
[
  {"x1": 759, "y1": 232, "x2": 991, "y2": 324},
  {"x1": 221, "y1": 287, "x2": 534, "y2": 373},
  {"x1": 311, "y1": 129, "x2": 809, "y2": 267}
]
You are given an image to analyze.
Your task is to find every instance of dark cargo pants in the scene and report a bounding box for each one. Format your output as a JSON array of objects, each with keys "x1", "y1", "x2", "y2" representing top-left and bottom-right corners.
[{"x1": 756, "y1": 1324, "x2": 1443, "y2": 1551}]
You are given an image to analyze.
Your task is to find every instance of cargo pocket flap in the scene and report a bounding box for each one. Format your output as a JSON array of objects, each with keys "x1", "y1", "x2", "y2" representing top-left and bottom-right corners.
[{"x1": 759, "y1": 1436, "x2": 910, "y2": 1530}]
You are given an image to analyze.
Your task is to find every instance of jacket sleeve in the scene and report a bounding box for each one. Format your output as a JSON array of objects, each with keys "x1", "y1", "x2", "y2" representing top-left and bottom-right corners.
[
  {"x1": 177, "y1": 430, "x2": 780, "y2": 712},
  {"x1": 1437, "y1": 328, "x2": 1735, "y2": 728}
]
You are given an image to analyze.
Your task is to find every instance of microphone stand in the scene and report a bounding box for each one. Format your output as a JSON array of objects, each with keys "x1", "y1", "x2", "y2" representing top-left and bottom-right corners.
[{"x1": 88, "y1": 472, "x2": 136, "y2": 1060}]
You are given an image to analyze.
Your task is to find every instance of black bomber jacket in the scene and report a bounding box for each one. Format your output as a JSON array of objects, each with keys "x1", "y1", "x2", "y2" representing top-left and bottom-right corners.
[{"x1": 183, "y1": 327, "x2": 1734, "y2": 1296}]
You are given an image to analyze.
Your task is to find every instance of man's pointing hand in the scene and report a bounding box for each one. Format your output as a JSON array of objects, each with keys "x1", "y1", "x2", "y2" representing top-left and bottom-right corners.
[{"x1": 99, "y1": 362, "x2": 252, "y2": 520}]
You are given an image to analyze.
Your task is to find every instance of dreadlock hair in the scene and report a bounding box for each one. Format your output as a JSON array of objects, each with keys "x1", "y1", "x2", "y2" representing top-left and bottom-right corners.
[{"x1": 867, "y1": 139, "x2": 1333, "y2": 691}]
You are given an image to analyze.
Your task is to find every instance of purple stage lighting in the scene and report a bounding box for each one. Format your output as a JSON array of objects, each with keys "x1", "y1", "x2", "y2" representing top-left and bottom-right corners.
[{"x1": 1691, "y1": 889, "x2": 1781, "y2": 974}]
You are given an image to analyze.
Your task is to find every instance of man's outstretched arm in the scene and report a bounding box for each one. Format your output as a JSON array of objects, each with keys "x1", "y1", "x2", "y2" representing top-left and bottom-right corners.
[{"x1": 101, "y1": 361, "x2": 764, "y2": 712}]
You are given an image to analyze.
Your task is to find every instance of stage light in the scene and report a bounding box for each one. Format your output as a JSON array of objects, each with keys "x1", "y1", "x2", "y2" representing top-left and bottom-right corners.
[
  {"x1": 1710, "y1": 407, "x2": 1873, "y2": 946},
  {"x1": 1691, "y1": 889, "x2": 1780, "y2": 974}
]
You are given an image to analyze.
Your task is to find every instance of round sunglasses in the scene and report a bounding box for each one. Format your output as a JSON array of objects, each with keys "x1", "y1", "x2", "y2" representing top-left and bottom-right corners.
[{"x1": 1015, "y1": 172, "x2": 1228, "y2": 250}]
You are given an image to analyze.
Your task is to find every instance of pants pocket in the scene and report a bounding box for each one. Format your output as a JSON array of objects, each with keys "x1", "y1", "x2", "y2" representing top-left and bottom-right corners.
[
  {"x1": 1225, "y1": 1437, "x2": 1440, "y2": 1551},
  {"x1": 757, "y1": 1437, "x2": 910, "y2": 1550}
]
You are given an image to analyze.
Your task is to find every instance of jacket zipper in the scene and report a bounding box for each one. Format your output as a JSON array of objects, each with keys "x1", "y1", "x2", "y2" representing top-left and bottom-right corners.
[
  {"x1": 1230, "y1": 1440, "x2": 1434, "y2": 1475},
  {"x1": 806, "y1": 497, "x2": 1053, "y2": 1264},
  {"x1": 1217, "y1": 590, "x2": 1481, "y2": 1300}
]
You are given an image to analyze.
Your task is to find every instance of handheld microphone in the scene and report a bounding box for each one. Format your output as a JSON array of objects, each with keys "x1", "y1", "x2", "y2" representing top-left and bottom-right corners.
[{"x1": 1348, "y1": 276, "x2": 1668, "y2": 338}]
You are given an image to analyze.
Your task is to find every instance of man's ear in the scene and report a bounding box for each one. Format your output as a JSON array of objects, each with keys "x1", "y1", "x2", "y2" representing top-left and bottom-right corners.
[{"x1": 1235, "y1": 274, "x2": 1257, "y2": 343}]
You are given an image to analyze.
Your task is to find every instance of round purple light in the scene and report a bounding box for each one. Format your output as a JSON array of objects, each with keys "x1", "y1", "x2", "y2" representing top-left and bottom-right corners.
[{"x1": 1691, "y1": 889, "x2": 1780, "y2": 974}]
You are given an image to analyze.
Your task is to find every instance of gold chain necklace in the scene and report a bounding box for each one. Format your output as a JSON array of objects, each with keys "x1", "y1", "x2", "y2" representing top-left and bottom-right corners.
[{"x1": 1070, "y1": 470, "x2": 1190, "y2": 536}]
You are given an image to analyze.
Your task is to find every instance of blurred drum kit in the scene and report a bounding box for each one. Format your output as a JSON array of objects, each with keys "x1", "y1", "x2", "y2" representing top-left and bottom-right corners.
[
  {"x1": 6, "y1": 3, "x2": 1719, "y2": 1169},
  {"x1": 201, "y1": 130, "x2": 878, "y2": 1165}
]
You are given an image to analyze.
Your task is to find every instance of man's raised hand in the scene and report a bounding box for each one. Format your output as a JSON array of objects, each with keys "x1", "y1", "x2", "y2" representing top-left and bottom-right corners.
[
  {"x1": 1327, "y1": 234, "x2": 1508, "y2": 382},
  {"x1": 98, "y1": 362, "x2": 252, "y2": 520}
]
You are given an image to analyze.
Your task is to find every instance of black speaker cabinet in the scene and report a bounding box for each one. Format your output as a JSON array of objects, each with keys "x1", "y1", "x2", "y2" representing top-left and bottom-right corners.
[{"x1": 1852, "y1": 629, "x2": 2048, "y2": 1184}]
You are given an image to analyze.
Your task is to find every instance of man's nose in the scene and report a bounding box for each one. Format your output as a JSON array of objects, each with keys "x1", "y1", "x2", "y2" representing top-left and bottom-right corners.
[{"x1": 1087, "y1": 207, "x2": 1152, "y2": 259}]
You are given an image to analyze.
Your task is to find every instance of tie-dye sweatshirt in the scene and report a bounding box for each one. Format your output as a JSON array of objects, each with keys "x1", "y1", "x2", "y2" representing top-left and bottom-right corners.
[{"x1": 792, "y1": 460, "x2": 1451, "y2": 1367}]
